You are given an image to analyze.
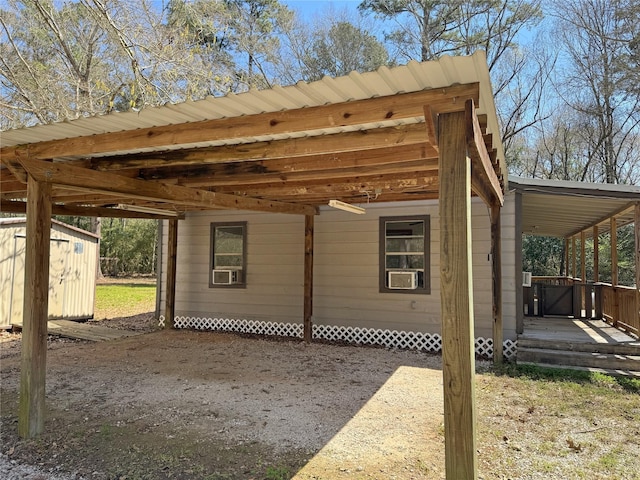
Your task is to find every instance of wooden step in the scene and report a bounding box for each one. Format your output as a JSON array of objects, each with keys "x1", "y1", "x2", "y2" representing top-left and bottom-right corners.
[
  {"x1": 515, "y1": 362, "x2": 640, "y2": 379},
  {"x1": 517, "y1": 347, "x2": 640, "y2": 372},
  {"x1": 517, "y1": 338, "x2": 640, "y2": 356}
]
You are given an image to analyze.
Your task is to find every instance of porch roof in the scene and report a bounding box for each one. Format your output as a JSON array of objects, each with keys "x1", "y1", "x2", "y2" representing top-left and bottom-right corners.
[
  {"x1": 1, "y1": 51, "x2": 504, "y2": 218},
  {"x1": 509, "y1": 176, "x2": 640, "y2": 238}
]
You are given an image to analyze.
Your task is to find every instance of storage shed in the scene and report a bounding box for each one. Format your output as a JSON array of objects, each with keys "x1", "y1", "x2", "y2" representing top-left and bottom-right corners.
[{"x1": 0, "y1": 218, "x2": 98, "y2": 326}]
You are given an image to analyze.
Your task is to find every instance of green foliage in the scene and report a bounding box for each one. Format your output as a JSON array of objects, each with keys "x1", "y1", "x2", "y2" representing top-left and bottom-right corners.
[
  {"x1": 522, "y1": 235, "x2": 564, "y2": 276},
  {"x1": 94, "y1": 283, "x2": 156, "y2": 318},
  {"x1": 265, "y1": 465, "x2": 290, "y2": 480},
  {"x1": 100, "y1": 218, "x2": 158, "y2": 276},
  {"x1": 493, "y1": 362, "x2": 640, "y2": 393},
  {"x1": 359, "y1": 0, "x2": 542, "y2": 65},
  {"x1": 302, "y1": 21, "x2": 389, "y2": 81}
]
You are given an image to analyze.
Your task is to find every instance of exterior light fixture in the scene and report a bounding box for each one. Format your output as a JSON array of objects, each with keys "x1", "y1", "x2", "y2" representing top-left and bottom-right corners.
[{"x1": 328, "y1": 199, "x2": 365, "y2": 214}]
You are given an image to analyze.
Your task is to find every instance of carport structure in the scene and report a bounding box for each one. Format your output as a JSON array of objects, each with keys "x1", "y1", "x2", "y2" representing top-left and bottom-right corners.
[{"x1": 0, "y1": 51, "x2": 505, "y2": 479}]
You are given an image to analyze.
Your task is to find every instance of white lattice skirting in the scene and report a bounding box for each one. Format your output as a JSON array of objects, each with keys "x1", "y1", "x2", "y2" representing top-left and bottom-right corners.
[{"x1": 162, "y1": 315, "x2": 517, "y2": 360}]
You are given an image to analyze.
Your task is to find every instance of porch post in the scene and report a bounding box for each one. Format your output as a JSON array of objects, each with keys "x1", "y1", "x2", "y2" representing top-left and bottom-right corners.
[
  {"x1": 611, "y1": 217, "x2": 618, "y2": 286},
  {"x1": 18, "y1": 175, "x2": 52, "y2": 438},
  {"x1": 593, "y1": 226, "x2": 599, "y2": 283},
  {"x1": 611, "y1": 217, "x2": 618, "y2": 326},
  {"x1": 164, "y1": 219, "x2": 178, "y2": 329},
  {"x1": 439, "y1": 110, "x2": 477, "y2": 479},
  {"x1": 572, "y1": 236, "x2": 577, "y2": 279},
  {"x1": 303, "y1": 214, "x2": 314, "y2": 343},
  {"x1": 580, "y1": 231, "x2": 586, "y2": 282},
  {"x1": 564, "y1": 238, "x2": 570, "y2": 277},
  {"x1": 490, "y1": 203, "x2": 503, "y2": 364},
  {"x1": 634, "y1": 205, "x2": 639, "y2": 333}
]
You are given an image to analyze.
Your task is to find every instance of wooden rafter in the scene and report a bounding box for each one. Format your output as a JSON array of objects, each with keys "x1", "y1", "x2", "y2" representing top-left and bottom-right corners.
[
  {"x1": 133, "y1": 143, "x2": 436, "y2": 182},
  {"x1": 0, "y1": 200, "x2": 182, "y2": 219},
  {"x1": 465, "y1": 99, "x2": 503, "y2": 207},
  {"x1": 17, "y1": 157, "x2": 317, "y2": 216},
  {"x1": 84, "y1": 124, "x2": 433, "y2": 172}
]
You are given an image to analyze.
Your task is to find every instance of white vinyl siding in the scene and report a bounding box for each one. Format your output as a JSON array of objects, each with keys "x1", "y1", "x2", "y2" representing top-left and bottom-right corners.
[{"x1": 160, "y1": 194, "x2": 519, "y2": 340}]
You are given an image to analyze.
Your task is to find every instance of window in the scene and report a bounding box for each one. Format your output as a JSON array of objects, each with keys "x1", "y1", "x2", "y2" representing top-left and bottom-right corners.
[
  {"x1": 379, "y1": 215, "x2": 430, "y2": 294},
  {"x1": 210, "y1": 222, "x2": 247, "y2": 288}
]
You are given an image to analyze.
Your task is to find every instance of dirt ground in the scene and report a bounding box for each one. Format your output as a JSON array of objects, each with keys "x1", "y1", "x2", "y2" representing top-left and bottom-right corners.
[
  {"x1": 0, "y1": 315, "x2": 447, "y2": 480},
  {"x1": 2, "y1": 315, "x2": 639, "y2": 480}
]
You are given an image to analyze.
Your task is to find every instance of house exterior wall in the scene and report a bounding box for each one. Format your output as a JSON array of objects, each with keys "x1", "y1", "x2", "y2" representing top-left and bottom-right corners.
[
  {"x1": 0, "y1": 219, "x2": 98, "y2": 325},
  {"x1": 161, "y1": 194, "x2": 518, "y2": 341}
]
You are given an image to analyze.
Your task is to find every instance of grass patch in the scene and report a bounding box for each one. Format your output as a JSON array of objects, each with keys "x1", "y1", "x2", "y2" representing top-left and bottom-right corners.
[
  {"x1": 492, "y1": 362, "x2": 640, "y2": 393},
  {"x1": 94, "y1": 282, "x2": 156, "y2": 319}
]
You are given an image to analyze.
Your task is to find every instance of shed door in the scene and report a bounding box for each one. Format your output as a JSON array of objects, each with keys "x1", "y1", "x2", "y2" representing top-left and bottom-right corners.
[
  {"x1": 48, "y1": 239, "x2": 70, "y2": 318},
  {"x1": 9, "y1": 237, "x2": 70, "y2": 323}
]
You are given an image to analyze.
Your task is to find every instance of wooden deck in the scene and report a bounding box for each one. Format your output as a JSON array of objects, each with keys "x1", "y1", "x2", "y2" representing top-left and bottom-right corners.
[
  {"x1": 12, "y1": 319, "x2": 144, "y2": 342},
  {"x1": 518, "y1": 317, "x2": 640, "y2": 375},
  {"x1": 521, "y1": 316, "x2": 640, "y2": 346}
]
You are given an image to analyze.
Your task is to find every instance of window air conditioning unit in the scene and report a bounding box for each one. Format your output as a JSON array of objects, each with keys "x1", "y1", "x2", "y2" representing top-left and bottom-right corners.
[
  {"x1": 522, "y1": 271, "x2": 532, "y2": 287},
  {"x1": 388, "y1": 271, "x2": 418, "y2": 290},
  {"x1": 212, "y1": 269, "x2": 240, "y2": 285}
]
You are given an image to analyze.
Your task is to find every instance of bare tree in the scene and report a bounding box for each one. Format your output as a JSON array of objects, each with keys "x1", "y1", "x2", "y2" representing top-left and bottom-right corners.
[{"x1": 552, "y1": 0, "x2": 640, "y2": 184}]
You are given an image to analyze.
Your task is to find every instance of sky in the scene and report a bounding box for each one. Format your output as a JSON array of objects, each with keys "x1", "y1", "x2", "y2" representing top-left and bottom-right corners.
[{"x1": 282, "y1": 0, "x2": 361, "y2": 19}]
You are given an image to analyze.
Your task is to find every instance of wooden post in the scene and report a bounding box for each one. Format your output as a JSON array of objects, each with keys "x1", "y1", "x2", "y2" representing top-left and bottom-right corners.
[
  {"x1": 564, "y1": 238, "x2": 570, "y2": 277},
  {"x1": 304, "y1": 215, "x2": 314, "y2": 343},
  {"x1": 580, "y1": 230, "x2": 586, "y2": 318},
  {"x1": 490, "y1": 203, "x2": 503, "y2": 364},
  {"x1": 593, "y1": 226, "x2": 599, "y2": 283},
  {"x1": 572, "y1": 236, "x2": 577, "y2": 279},
  {"x1": 634, "y1": 205, "x2": 639, "y2": 334},
  {"x1": 580, "y1": 231, "x2": 586, "y2": 282},
  {"x1": 18, "y1": 175, "x2": 52, "y2": 438},
  {"x1": 164, "y1": 219, "x2": 178, "y2": 329},
  {"x1": 611, "y1": 217, "x2": 618, "y2": 326},
  {"x1": 611, "y1": 217, "x2": 618, "y2": 286},
  {"x1": 439, "y1": 110, "x2": 477, "y2": 479}
]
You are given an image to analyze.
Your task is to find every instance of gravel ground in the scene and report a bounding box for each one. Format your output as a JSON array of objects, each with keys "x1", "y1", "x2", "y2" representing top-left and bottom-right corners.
[{"x1": 0, "y1": 454, "x2": 87, "y2": 480}]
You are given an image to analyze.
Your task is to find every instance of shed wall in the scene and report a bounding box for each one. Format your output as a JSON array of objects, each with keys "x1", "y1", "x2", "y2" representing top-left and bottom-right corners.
[
  {"x1": 161, "y1": 196, "x2": 517, "y2": 340},
  {"x1": 0, "y1": 221, "x2": 98, "y2": 325}
]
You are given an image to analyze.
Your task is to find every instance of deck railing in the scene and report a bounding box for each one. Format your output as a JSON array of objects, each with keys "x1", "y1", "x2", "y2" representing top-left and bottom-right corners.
[
  {"x1": 524, "y1": 279, "x2": 639, "y2": 339},
  {"x1": 531, "y1": 276, "x2": 576, "y2": 286},
  {"x1": 601, "y1": 284, "x2": 640, "y2": 338}
]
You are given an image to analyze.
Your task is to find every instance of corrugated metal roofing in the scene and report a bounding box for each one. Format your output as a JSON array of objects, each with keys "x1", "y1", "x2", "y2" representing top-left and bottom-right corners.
[
  {"x1": 0, "y1": 51, "x2": 504, "y2": 173},
  {"x1": 509, "y1": 176, "x2": 640, "y2": 238}
]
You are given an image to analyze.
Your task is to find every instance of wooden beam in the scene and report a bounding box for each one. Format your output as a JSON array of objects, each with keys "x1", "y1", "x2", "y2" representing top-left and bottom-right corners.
[
  {"x1": 18, "y1": 158, "x2": 317, "y2": 216},
  {"x1": 566, "y1": 202, "x2": 637, "y2": 238},
  {"x1": 491, "y1": 203, "x2": 503, "y2": 364},
  {"x1": 18, "y1": 175, "x2": 52, "y2": 438},
  {"x1": 438, "y1": 110, "x2": 477, "y2": 479},
  {"x1": 1, "y1": 83, "x2": 479, "y2": 162},
  {"x1": 465, "y1": 99, "x2": 503, "y2": 207},
  {"x1": 137, "y1": 144, "x2": 437, "y2": 185},
  {"x1": 593, "y1": 226, "x2": 599, "y2": 283},
  {"x1": 304, "y1": 215, "x2": 314, "y2": 343},
  {"x1": 1, "y1": 200, "x2": 182, "y2": 219},
  {"x1": 213, "y1": 172, "x2": 439, "y2": 198},
  {"x1": 88, "y1": 124, "x2": 433, "y2": 172},
  {"x1": 423, "y1": 105, "x2": 439, "y2": 150},
  {"x1": 164, "y1": 219, "x2": 178, "y2": 329},
  {"x1": 611, "y1": 217, "x2": 618, "y2": 286}
]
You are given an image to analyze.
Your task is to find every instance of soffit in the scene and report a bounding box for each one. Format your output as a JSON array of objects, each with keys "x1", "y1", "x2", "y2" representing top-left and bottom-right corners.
[{"x1": 510, "y1": 176, "x2": 640, "y2": 238}]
